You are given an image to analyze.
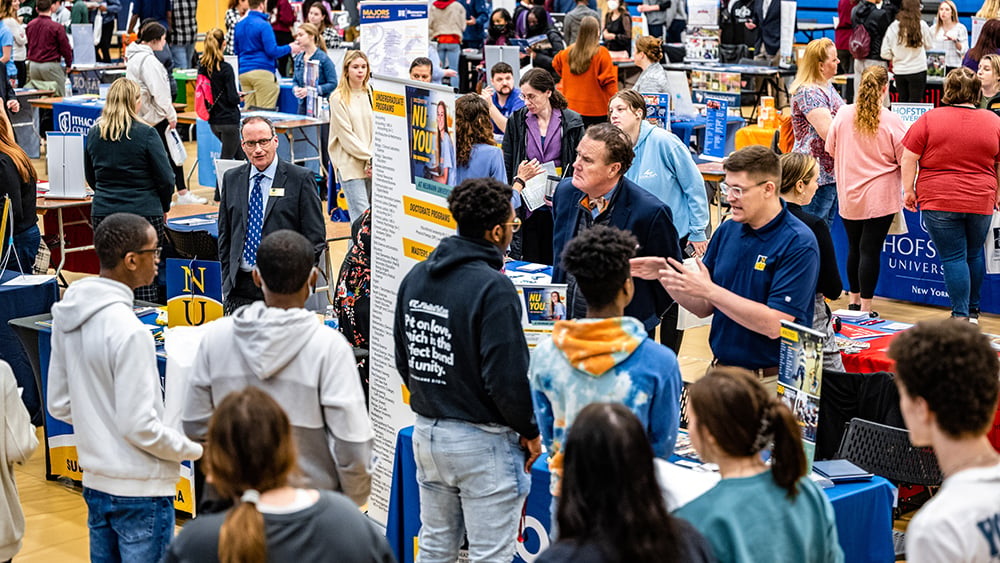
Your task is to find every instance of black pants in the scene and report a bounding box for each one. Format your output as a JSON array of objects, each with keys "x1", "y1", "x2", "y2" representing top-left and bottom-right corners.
[
  {"x1": 842, "y1": 213, "x2": 895, "y2": 299},
  {"x1": 153, "y1": 119, "x2": 186, "y2": 194},
  {"x1": 224, "y1": 269, "x2": 264, "y2": 314},
  {"x1": 97, "y1": 20, "x2": 116, "y2": 62},
  {"x1": 665, "y1": 19, "x2": 686, "y2": 43},
  {"x1": 581, "y1": 114, "x2": 607, "y2": 128},
  {"x1": 14, "y1": 60, "x2": 25, "y2": 86},
  {"x1": 657, "y1": 235, "x2": 689, "y2": 354},
  {"x1": 210, "y1": 122, "x2": 243, "y2": 201},
  {"x1": 274, "y1": 30, "x2": 294, "y2": 76},
  {"x1": 894, "y1": 71, "x2": 927, "y2": 103}
]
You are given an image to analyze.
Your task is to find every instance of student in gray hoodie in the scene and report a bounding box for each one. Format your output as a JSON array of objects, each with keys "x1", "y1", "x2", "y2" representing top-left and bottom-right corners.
[
  {"x1": 183, "y1": 229, "x2": 374, "y2": 507},
  {"x1": 48, "y1": 213, "x2": 204, "y2": 563}
]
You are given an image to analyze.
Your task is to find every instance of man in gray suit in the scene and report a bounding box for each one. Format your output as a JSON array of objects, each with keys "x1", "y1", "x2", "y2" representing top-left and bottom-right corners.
[{"x1": 218, "y1": 115, "x2": 327, "y2": 313}]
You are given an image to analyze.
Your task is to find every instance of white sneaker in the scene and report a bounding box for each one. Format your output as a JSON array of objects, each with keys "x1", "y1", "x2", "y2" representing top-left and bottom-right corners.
[{"x1": 175, "y1": 192, "x2": 208, "y2": 205}]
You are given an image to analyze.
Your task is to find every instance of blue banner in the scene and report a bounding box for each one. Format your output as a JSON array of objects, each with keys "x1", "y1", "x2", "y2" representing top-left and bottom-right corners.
[
  {"x1": 703, "y1": 97, "x2": 728, "y2": 160},
  {"x1": 165, "y1": 258, "x2": 223, "y2": 327},
  {"x1": 51, "y1": 100, "x2": 102, "y2": 134}
]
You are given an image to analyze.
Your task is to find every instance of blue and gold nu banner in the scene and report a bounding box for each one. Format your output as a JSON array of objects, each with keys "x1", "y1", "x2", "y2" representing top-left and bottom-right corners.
[{"x1": 166, "y1": 259, "x2": 223, "y2": 327}]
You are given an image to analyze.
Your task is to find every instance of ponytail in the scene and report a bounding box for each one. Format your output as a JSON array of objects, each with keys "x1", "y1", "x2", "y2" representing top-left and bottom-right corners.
[
  {"x1": 854, "y1": 65, "x2": 887, "y2": 136},
  {"x1": 763, "y1": 399, "x2": 808, "y2": 498},
  {"x1": 219, "y1": 491, "x2": 268, "y2": 563}
]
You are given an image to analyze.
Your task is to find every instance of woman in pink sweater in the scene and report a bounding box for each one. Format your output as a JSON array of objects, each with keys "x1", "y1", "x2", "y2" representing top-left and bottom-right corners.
[{"x1": 826, "y1": 65, "x2": 906, "y2": 315}]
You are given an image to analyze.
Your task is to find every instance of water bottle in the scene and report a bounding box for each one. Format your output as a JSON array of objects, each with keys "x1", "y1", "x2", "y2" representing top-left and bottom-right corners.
[{"x1": 324, "y1": 305, "x2": 339, "y2": 329}]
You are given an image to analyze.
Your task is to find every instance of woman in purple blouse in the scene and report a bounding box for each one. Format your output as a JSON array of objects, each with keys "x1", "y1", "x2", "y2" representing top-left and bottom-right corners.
[{"x1": 501, "y1": 68, "x2": 585, "y2": 265}]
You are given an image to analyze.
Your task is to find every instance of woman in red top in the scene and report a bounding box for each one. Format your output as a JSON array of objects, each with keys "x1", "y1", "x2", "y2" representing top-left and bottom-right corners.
[
  {"x1": 268, "y1": 0, "x2": 295, "y2": 76},
  {"x1": 901, "y1": 67, "x2": 1000, "y2": 321},
  {"x1": 552, "y1": 16, "x2": 617, "y2": 127}
]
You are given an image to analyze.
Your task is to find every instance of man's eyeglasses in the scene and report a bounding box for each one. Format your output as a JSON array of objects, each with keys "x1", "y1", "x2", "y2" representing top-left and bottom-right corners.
[
  {"x1": 241, "y1": 138, "x2": 274, "y2": 149},
  {"x1": 506, "y1": 217, "x2": 522, "y2": 232},
  {"x1": 127, "y1": 247, "x2": 162, "y2": 259},
  {"x1": 719, "y1": 179, "x2": 769, "y2": 199}
]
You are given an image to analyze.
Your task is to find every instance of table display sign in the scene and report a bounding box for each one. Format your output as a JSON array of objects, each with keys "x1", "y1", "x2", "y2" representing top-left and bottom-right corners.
[
  {"x1": 685, "y1": 27, "x2": 720, "y2": 62},
  {"x1": 360, "y1": 2, "x2": 429, "y2": 80},
  {"x1": 165, "y1": 258, "x2": 223, "y2": 327},
  {"x1": 890, "y1": 103, "x2": 932, "y2": 130},
  {"x1": 777, "y1": 320, "x2": 825, "y2": 469},
  {"x1": 690, "y1": 69, "x2": 740, "y2": 105},
  {"x1": 926, "y1": 50, "x2": 946, "y2": 80},
  {"x1": 702, "y1": 97, "x2": 729, "y2": 160},
  {"x1": 779, "y1": 1, "x2": 796, "y2": 65},
  {"x1": 514, "y1": 282, "x2": 565, "y2": 348},
  {"x1": 642, "y1": 93, "x2": 671, "y2": 128},
  {"x1": 71, "y1": 24, "x2": 96, "y2": 66}
]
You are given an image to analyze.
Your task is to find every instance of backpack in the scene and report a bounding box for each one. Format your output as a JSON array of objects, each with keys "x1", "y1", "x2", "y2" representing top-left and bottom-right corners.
[
  {"x1": 849, "y1": 23, "x2": 871, "y2": 60},
  {"x1": 194, "y1": 73, "x2": 214, "y2": 121}
]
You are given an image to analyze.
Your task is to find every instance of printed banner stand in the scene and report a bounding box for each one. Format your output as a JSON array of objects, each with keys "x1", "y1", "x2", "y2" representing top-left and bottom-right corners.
[
  {"x1": 360, "y1": 2, "x2": 429, "y2": 80},
  {"x1": 700, "y1": 97, "x2": 728, "y2": 161},
  {"x1": 891, "y1": 103, "x2": 932, "y2": 130},
  {"x1": 777, "y1": 320, "x2": 825, "y2": 470}
]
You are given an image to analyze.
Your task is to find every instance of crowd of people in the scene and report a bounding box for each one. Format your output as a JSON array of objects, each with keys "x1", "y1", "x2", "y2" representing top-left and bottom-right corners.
[{"x1": 3, "y1": 1, "x2": 1000, "y2": 562}]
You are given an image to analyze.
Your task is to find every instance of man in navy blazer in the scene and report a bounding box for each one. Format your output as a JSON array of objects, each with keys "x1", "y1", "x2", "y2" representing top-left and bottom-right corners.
[
  {"x1": 749, "y1": 0, "x2": 780, "y2": 62},
  {"x1": 551, "y1": 123, "x2": 682, "y2": 336},
  {"x1": 218, "y1": 116, "x2": 326, "y2": 313}
]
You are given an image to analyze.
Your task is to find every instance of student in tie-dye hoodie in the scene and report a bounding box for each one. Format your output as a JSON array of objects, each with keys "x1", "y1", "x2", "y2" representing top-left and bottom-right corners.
[{"x1": 529, "y1": 225, "x2": 683, "y2": 498}]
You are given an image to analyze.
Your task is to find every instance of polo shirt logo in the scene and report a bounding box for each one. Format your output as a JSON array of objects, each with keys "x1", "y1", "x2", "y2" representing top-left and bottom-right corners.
[{"x1": 754, "y1": 255, "x2": 767, "y2": 271}]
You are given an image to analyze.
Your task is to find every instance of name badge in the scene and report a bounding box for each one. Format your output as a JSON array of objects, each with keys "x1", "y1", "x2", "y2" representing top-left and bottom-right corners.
[{"x1": 269, "y1": 188, "x2": 285, "y2": 197}]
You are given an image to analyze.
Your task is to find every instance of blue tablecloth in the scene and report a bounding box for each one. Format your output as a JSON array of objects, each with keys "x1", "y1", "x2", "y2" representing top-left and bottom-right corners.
[
  {"x1": 671, "y1": 115, "x2": 745, "y2": 160},
  {"x1": 51, "y1": 98, "x2": 104, "y2": 133},
  {"x1": 386, "y1": 426, "x2": 896, "y2": 563},
  {"x1": 0, "y1": 271, "x2": 59, "y2": 424}
]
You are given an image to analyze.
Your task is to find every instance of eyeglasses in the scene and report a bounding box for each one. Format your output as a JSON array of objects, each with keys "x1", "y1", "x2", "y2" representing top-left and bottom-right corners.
[
  {"x1": 505, "y1": 217, "x2": 522, "y2": 232},
  {"x1": 127, "y1": 247, "x2": 161, "y2": 259},
  {"x1": 719, "y1": 179, "x2": 769, "y2": 199},
  {"x1": 241, "y1": 137, "x2": 274, "y2": 149},
  {"x1": 519, "y1": 92, "x2": 544, "y2": 102}
]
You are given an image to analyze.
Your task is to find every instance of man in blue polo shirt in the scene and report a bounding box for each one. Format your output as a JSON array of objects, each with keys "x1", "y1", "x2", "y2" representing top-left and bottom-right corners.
[
  {"x1": 632, "y1": 145, "x2": 819, "y2": 389},
  {"x1": 234, "y1": 0, "x2": 300, "y2": 110},
  {"x1": 481, "y1": 62, "x2": 524, "y2": 136}
]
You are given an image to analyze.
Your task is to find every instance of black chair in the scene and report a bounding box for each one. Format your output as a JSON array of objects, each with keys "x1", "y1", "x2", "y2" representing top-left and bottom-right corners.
[
  {"x1": 165, "y1": 227, "x2": 219, "y2": 261},
  {"x1": 835, "y1": 418, "x2": 942, "y2": 487}
]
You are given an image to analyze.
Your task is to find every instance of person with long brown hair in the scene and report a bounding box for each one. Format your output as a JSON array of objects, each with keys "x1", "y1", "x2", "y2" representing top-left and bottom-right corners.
[
  {"x1": 880, "y1": 0, "x2": 933, "y2": 103},
  {"x1": 453, "y1": 93, "x2": 506, "y2": 185},
  {"x1": 963, "y1": 17, "x2": 1000, "y2": 72},
  {"x1": 676, "y1": 367, "x2": 843, "y2": 563},
  {"x1": 826, "y1": 64, "x2": 906, "y2": 315},
  {"x1": 328, "y1": 50, "x2": 373, "y2": 223},
  {"x1": 537, "y1": 403, "x2": 713, "y2": 563},
  {"x1": 165, "y1": 387, "x2": 394, "y2": 563},
  {"x1": 552, "y1": 16, "x2": 617, "y2": 126},
  {"x1": 0, "y1": 108, "x2": 38, "y2": 273}
]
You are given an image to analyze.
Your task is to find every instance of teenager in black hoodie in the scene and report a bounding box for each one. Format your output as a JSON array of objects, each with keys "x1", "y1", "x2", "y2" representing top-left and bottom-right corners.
[{"x1": 394, "y1": 177, "x2": 542, "y2": 563}]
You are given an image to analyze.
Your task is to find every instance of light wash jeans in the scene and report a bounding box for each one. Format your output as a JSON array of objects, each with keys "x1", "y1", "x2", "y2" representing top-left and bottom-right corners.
[
  {"x1": 83, "y1": 488, "x2": 174, "y2": 563},
  {"x1": 921, "y1": 209, "x2": 992, "y2": 317},
  {"x1": 436, "y1": 42, "x2": 460, "y2": 85},
  {"x1": 802, "y1": 182, "x2": 838, "y2": 228},
  {"x1": 338, "y1": 171, "x2": 371, "y2": 224},
  {"x1": 412, "y1": 416, "x2": 531, "y2": 563},
  {"x1": 170, "y1": 43, "x2": 195, "y2": 69}
]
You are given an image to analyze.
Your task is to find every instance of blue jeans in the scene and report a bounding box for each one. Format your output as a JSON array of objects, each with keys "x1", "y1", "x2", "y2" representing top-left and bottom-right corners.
[
  {"x1": 412, "y1": 416, "x2": 530, "y2": 563},
  {"x1": 436, "y1": 43, "x2": 460, "y2": 84},
  {"x1": 802, "y1": 182, "x2": 839, "y2": 227},
  {"x1": 337, "y1": 171, "x2": 371, "y2": 224},
  {"x1": 921, "y1": 210, "x2": 992, "y2": 317},
  {"x1": 83, "y1": 488, "x2": 174, "y2": 563},
  {"x1": 170, "y1": 43, "x2": 195, "y2": 69},
  {"x1": 7, "y1": 224, "x2": 40, "y2": 273}
]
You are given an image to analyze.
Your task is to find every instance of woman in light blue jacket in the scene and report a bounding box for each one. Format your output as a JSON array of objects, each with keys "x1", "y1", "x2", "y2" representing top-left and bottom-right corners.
[
  {"x1": 609, "y1": 89, "x2": 709, "y2": 353},
  {"x1": 292, "y1": 23, "x2": 338, "y2": 115}
]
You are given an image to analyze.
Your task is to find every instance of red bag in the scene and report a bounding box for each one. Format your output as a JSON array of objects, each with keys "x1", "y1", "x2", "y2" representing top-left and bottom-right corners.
[
  {"x1": 849, "y1": 24, "x2": 871, "y2": 60},
  {"x1": 194, "y1": 73, "x2": 214, "y2": 121}
]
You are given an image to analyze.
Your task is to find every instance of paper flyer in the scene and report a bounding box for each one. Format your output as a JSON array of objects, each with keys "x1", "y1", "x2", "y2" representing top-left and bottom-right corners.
[
  {"x1": 360, "y1": 2, "x2": 429, "y2": 80},
  {"x1": 368, "y1": 76, "x2": 456, "y2": 526},
  {"x1": 702, "y1": 97, "x2": 728, "y2": 160},
  {"x1": 777, "y1": 320, "x2": 825, "y2": 470}
]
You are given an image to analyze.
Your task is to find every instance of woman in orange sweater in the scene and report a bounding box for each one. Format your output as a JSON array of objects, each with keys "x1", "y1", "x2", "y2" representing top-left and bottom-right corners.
[{"x1": 552, "y1": 16, "x2": 618, "y2": 126}]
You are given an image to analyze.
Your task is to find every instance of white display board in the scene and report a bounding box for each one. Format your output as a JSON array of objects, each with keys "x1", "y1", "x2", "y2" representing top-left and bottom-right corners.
[{"x1": 360, "y1": 2, "x2": 429, "y2": 80}]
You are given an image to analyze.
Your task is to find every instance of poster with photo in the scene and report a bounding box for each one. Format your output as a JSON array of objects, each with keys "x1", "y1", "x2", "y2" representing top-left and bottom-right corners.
[
  {"x1": 690, "y1": 69, "x2": 741, "y2": 106},
  {"x1": 406, "y1": 85, "x2": 457, "y2": 193},
  {"x1": 516, "y1": 283, "x2": 567, "y2": 348},
  {"x1": 685, "y1": 27, "x2": 720, "y2": 62},
  {"x1": 642, "y1": 93, "x2": 671, "y2": 128},
  {"x1": 926, "y1": 50, "x2": 946, "y2": 79},
  {"x1": 777, "y1": 320, "x2": 826, "y2": 469}
]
